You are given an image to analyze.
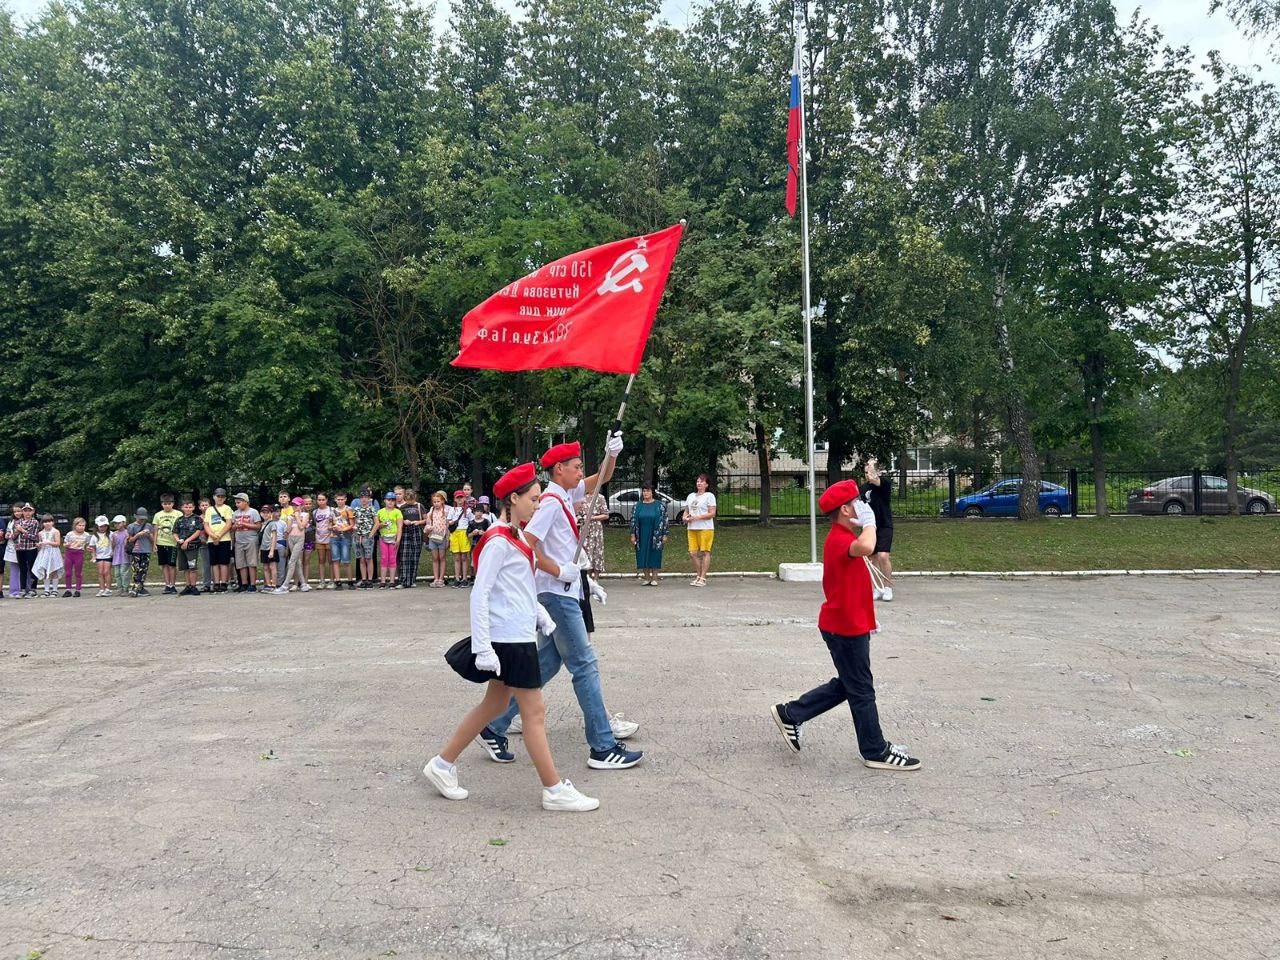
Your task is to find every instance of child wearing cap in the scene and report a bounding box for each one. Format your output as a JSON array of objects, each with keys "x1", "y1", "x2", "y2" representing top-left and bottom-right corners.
[
  {"x1": 153, "y1": 494, "x2": 182, "y2": 594},
  {"x1": 91, "y1": 515, "x2": 114, "y2": 596},
  {"x1": 174, "y1": 498, "x2": 204, "y2": 596},
  {"x1": 203, "y1": 489, "x2": 234, "y2": 593},
  {"x1": 447, "y1": 491, "x2": 472, "y2": 587},
  {"x1": 769, "y1": 480, "x2": 921, "y2": 772},
  {"x1": 375, "y1": 492, "x2": 402, "y2": 589},
  {"x1": 61, "y1": 517, "x2": 92, "y2": 597},
  {"x1": 231, "y1": 493, "x2": 261, "y2": 592},
  {"x1": 126, "y1": 508, "x2": 155, "y2": 597},
  {"x1": 353, "y1": 487, "x2": 378, "y2": 589},
  {"x1": 110, "y1": 515, "x2": 130, "y2": 595},
  {"x1": 33, "y1": 513, "x2": 64, "y2": 597},
  {"x1": 425, "y1": 462, "x2": 600, "y2": 813}
]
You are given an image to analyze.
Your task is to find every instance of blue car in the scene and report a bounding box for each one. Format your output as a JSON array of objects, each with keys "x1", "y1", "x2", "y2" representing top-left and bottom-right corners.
[{"x1": 939, "y1": 479, "x2": 1071, "y2": 518}]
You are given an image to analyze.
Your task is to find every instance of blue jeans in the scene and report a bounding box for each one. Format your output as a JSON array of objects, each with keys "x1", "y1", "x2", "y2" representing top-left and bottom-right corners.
[
  {"x1": 785, "y1": 631, "x2": 888, "y2": 761},
  {"x1": 488, "y1": 592, "x2": 616, "y2": 753},
  {"x1": 331, "y1": 535, "x2": 353, "y2": 564}
]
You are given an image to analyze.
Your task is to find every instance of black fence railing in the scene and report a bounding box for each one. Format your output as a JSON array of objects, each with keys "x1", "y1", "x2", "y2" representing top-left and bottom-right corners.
[{"x1": 606, "y1": 468, "x2": 1280, "y2": 521}]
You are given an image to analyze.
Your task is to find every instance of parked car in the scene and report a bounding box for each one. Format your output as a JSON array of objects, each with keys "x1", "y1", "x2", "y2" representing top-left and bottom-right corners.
[
  {"x1": 939, "y1": 480, "x2": 1071, "y2": 518},
  {"x1": 1126, "y1": 476, "x2": 1275, "y2": 515},
  {"x1": 606, "y1": 488, "x2": 684, "y2": 527}
]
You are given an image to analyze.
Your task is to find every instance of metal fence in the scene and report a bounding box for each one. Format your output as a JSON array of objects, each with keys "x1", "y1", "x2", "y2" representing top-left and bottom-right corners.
[{"x1": 608, "y1": 468, "x2": 1280, "y2": 521}]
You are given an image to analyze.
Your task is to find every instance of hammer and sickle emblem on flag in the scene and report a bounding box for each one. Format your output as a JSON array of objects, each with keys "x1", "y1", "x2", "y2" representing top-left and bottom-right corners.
[{"x1": 597, "y1": 241, "x2": 650, "y2": 296}]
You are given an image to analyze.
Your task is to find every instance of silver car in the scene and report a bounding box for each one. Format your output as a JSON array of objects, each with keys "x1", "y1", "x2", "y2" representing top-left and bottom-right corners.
[
  {"x1": 1126, "y1": 476, "x2": 1276, "y2": 515},
  {"x1": 605, "y1": 488, "x2": 683, "y2": 527}
]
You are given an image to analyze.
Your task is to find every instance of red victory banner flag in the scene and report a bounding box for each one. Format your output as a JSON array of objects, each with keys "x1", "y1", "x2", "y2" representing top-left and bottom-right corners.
[{"x1": 451, "y1": 223, "x2": 684, "y2": 375}]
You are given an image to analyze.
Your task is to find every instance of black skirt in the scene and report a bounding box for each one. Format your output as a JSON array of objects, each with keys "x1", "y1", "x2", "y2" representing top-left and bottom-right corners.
[{"x1": 445, "y1": 637, "x2": 542, "y2": 689}]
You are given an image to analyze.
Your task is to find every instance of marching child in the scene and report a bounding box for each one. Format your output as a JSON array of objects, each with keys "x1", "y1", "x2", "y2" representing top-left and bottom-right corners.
[
  {"x1": 769, "y1": 480, "x2": 921, "y2": 771},
  {"x1": 424, "y1": 462, "x2": 599, "y2": 812},
  {"x1": 33, "y1": 513, "x2": 64, "y2": 597},
  {"x1": 174, "y1": 498, "x2": 204, "y2": 596},
  {"x1": 110, "y1": 515, "x2": 129, "y2": 594},
  {"x1": 62, "y1": 517, "x2": 91, "y2": 597},
  {"x1": 91, "y1": 515, "x2": 114, "y2": 596}
]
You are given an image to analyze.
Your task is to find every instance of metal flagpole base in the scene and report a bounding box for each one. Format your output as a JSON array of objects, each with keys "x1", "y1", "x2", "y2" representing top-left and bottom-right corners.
[{"x1": 777, "y1": 562, "x2": 823, "y2": 582}]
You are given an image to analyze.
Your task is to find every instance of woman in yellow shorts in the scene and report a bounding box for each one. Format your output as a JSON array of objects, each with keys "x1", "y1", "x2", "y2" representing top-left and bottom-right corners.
[{"x1": 682, "y1": 474, "x2": 717, "y2": 587}]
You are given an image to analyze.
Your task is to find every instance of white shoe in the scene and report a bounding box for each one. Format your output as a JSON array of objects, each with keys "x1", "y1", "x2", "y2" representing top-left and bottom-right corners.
[
  {"x1": 872, "y1": 587, "x2": 884, "y2": 601},
  {"x1": 881, "y1": 587, "x2": 893, "y2": 602},
  {"x1": 423, "y1": 757, "x2": 468, "y2": 800},
  {"x1": 609, "y1": 713, "x2": 639, "y2": 740},
  {"x1": 272, "y1": 586, "x2": 289, "y2": 595},
  {"x1": 300, "y1": 583, "x2": 312, "y2": 592},
  {"x1": 509, "y1": 714, "x2": 523, "y2": 735},
  {"x1": 541, "y1": 779, "x2": 599, "y2": 812}
]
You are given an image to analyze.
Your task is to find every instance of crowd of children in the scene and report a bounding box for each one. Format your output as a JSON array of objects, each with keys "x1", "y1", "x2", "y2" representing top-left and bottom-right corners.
[{"x1": 0, "y1": 484, "x2": 496, "y2": 598}]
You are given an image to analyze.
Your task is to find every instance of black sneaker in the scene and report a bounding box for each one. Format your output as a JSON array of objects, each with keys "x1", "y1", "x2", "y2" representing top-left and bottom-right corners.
[
  {"x1": 62, "y1": 590, "x2": 73, "y2": 598},
  {"x1": 770, "y1": 703, "x2": 803, "y2": 754},
  {"x1": 476, "y1": 728, "x2": 516, "y2": 764},
  {"x1": 137, "y1": 587, "x2": 152, "y2": 597},
  {"x1": 73, "y1": 591, "x2": 80, "y2": 598},
  {"x1": 864, "y1": 743, "x2": 922, "y2": 772},
  {"x1": 334, "y1": 582, "x2": 343, "y2": 591},
  {"x1": 587, "y1": 745, "x2": 644, "y2": 770}
]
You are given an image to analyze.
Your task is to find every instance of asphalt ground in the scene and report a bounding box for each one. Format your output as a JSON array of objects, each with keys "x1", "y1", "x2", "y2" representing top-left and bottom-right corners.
[{"x1": 2, "y1": 575, "x2": 1277, "y2": 960}]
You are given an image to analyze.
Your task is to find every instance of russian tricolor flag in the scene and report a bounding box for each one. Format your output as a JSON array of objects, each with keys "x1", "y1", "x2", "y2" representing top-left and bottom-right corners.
[{"x1": 786, "y1": 38, "x2": 801, "y2": 217}]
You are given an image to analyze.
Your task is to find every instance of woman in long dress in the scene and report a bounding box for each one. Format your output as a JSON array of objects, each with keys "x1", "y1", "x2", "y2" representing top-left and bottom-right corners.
[
  {"x1": 576, "y1": 491, "x2": 608, "y2": 577},
  {"x1": 630, "y1": 485, "x2": 669, "y2": 586}
]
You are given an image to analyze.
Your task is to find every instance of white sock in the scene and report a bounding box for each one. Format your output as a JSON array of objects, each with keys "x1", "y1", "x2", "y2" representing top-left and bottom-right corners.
[
  {"x1": 433, "y1": 755, "x2": 455, "y2": 774},
  {"x1": 544, "y1": 781, "x2": 563, "y2": 795}
]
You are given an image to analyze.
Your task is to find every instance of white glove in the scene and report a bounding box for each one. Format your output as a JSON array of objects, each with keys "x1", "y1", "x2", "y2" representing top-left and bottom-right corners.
[
  {"x1": 853, "y1": 499, "x2": 877, "y2": 529},
  {"x1": 588, "y1": 579, "x2": 608, "y2": 606},
  {"x1": 556, "y1": 556, "x2": 588, "y2": 586},
  {"x1": 605, "y1": 431, "x2": 624, "y2": 458},
  {"x1": 536, "y1": 603, "x2": 557, "y2": 637},
  {"x1": 474, "y1": 648, "x2": 501, "y2": 675}
]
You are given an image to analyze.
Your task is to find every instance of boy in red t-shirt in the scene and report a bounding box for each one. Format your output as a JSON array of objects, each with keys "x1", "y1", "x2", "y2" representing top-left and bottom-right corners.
[{"x1": 770, "y1": 479, "x2": 921, "y2": 771}]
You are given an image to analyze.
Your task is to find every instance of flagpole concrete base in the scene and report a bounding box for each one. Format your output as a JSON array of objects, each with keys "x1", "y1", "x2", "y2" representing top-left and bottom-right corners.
[{"x1": 778, "y1": 562, "x2": 823, "y2": 582}]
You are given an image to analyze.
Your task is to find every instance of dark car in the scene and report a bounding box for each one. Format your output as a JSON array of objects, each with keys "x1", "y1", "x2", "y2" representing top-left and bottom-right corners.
[
  {"x1": 1126, "y1": 476, "x2": 1275, "y2": 515},
  {"x1": 940, "y1": 479, "x2": 1070, "y2": 518}
]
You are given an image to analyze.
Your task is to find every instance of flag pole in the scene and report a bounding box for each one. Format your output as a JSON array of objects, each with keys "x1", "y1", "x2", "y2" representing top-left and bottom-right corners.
[{"x1": 796, "y1": 14, "x2": 818, "y2": 565}]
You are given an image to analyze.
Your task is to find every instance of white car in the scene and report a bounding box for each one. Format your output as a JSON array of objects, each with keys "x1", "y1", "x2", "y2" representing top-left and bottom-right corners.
[{"x1": 606, "y1": 488, "x2": 684, "y2": 527}]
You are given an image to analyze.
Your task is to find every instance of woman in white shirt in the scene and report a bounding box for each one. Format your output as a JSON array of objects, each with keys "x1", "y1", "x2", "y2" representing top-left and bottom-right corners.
[
  {"x1": 682, "y1": 473, "x2": 717, "y2": 587},
  {"x1": 426, "y1": 463, "x2": 599, "y2": 813}
]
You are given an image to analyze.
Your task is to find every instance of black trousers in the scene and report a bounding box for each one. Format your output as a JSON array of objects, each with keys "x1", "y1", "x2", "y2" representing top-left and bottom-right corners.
[
  {"x1": 785, "y1": 630, "x2": 888, "y2": 761},
  {"x1": 16, "y1": 548, "x2": 37, "y2": 592}
]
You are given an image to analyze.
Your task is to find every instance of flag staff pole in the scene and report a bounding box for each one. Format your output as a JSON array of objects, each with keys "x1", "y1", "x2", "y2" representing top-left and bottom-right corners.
[{"x1": 796, "y1": 14, "x2": 818, "y2": 565}]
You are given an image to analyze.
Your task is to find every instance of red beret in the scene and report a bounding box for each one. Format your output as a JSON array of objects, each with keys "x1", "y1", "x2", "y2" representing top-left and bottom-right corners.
[
  {"x1": 540, "y1": 441, "x2": 582, "y2": 469},
  {"x1": 493, "y1": 462, "x2": 536, "y2": 500},
  {"x1": 818, "y1": 479, "x2": 861, "y2": 514}
]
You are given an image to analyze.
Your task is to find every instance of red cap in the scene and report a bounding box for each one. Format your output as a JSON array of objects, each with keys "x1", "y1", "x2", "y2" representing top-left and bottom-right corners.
[
  {"x1": 540, "y1": 441, "x2": 582, "y2": 469},
  {"x1": 493, "y1": 462, "x2": 536, "y2": 501},
  {"x1": 452, "y1": 490, "x2": 466, "y2": 499},
  {"x1": 818, "y1": 479, "x2": 861, "y2": 514}
]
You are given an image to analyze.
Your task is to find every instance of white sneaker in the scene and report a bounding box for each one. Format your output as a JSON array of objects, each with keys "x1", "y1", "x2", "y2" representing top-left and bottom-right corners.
[
  {"x1": 509, "y1": 714, "x2": 523, "y2": 735},
  {"x1": 272, "y1": 586, "x2": 289, "y2": 595},
  {"x1": 300, "y1": 583, "x2": 312, "y2": 592},
  {"x1": 881, "y1": 587, "x2": 893, "y2": 602},
  {"x1": 609, "y1": 713, "x2": 639, "y2": 740},
  {"x1": 872, "y1": 587, "x2": 884, "y2": 601},
  {"x1": 541, "y1": 779, "x2": 599, "y2": 812},
  {"x1": 423, "y1": 757, "x2": 468, "y2": 800}
]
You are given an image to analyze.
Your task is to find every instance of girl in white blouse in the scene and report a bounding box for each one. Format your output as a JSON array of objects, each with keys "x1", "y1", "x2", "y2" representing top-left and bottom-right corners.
[{"x1": 425, "y1": 463, "x2": 599, "y2": 813}]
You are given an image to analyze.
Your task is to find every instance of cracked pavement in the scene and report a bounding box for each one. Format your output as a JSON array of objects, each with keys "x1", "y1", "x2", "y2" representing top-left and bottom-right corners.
[{"x1": 2, "y1": 576, "x2": 1278, "y2": 959}]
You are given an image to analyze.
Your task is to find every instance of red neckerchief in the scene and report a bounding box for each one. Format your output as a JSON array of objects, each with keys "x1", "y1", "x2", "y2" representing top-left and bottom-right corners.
[
  {"x1": 474, "y1": 523, "x2": 534, "y2": 572},
  {"x1": 539, "y1": 487, "x2": 580, "y2": 538}
]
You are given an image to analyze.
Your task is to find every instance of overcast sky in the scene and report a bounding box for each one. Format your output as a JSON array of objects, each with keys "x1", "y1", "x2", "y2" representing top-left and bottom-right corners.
[{"x1": 4, "y1": 0, "x2": 1277, "y2": 83}]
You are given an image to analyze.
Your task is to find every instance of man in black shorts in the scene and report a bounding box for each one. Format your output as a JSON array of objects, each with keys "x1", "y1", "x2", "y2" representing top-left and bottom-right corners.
[{"x1": 862, "y1": 457, "x2": 894, "y2": 602}]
